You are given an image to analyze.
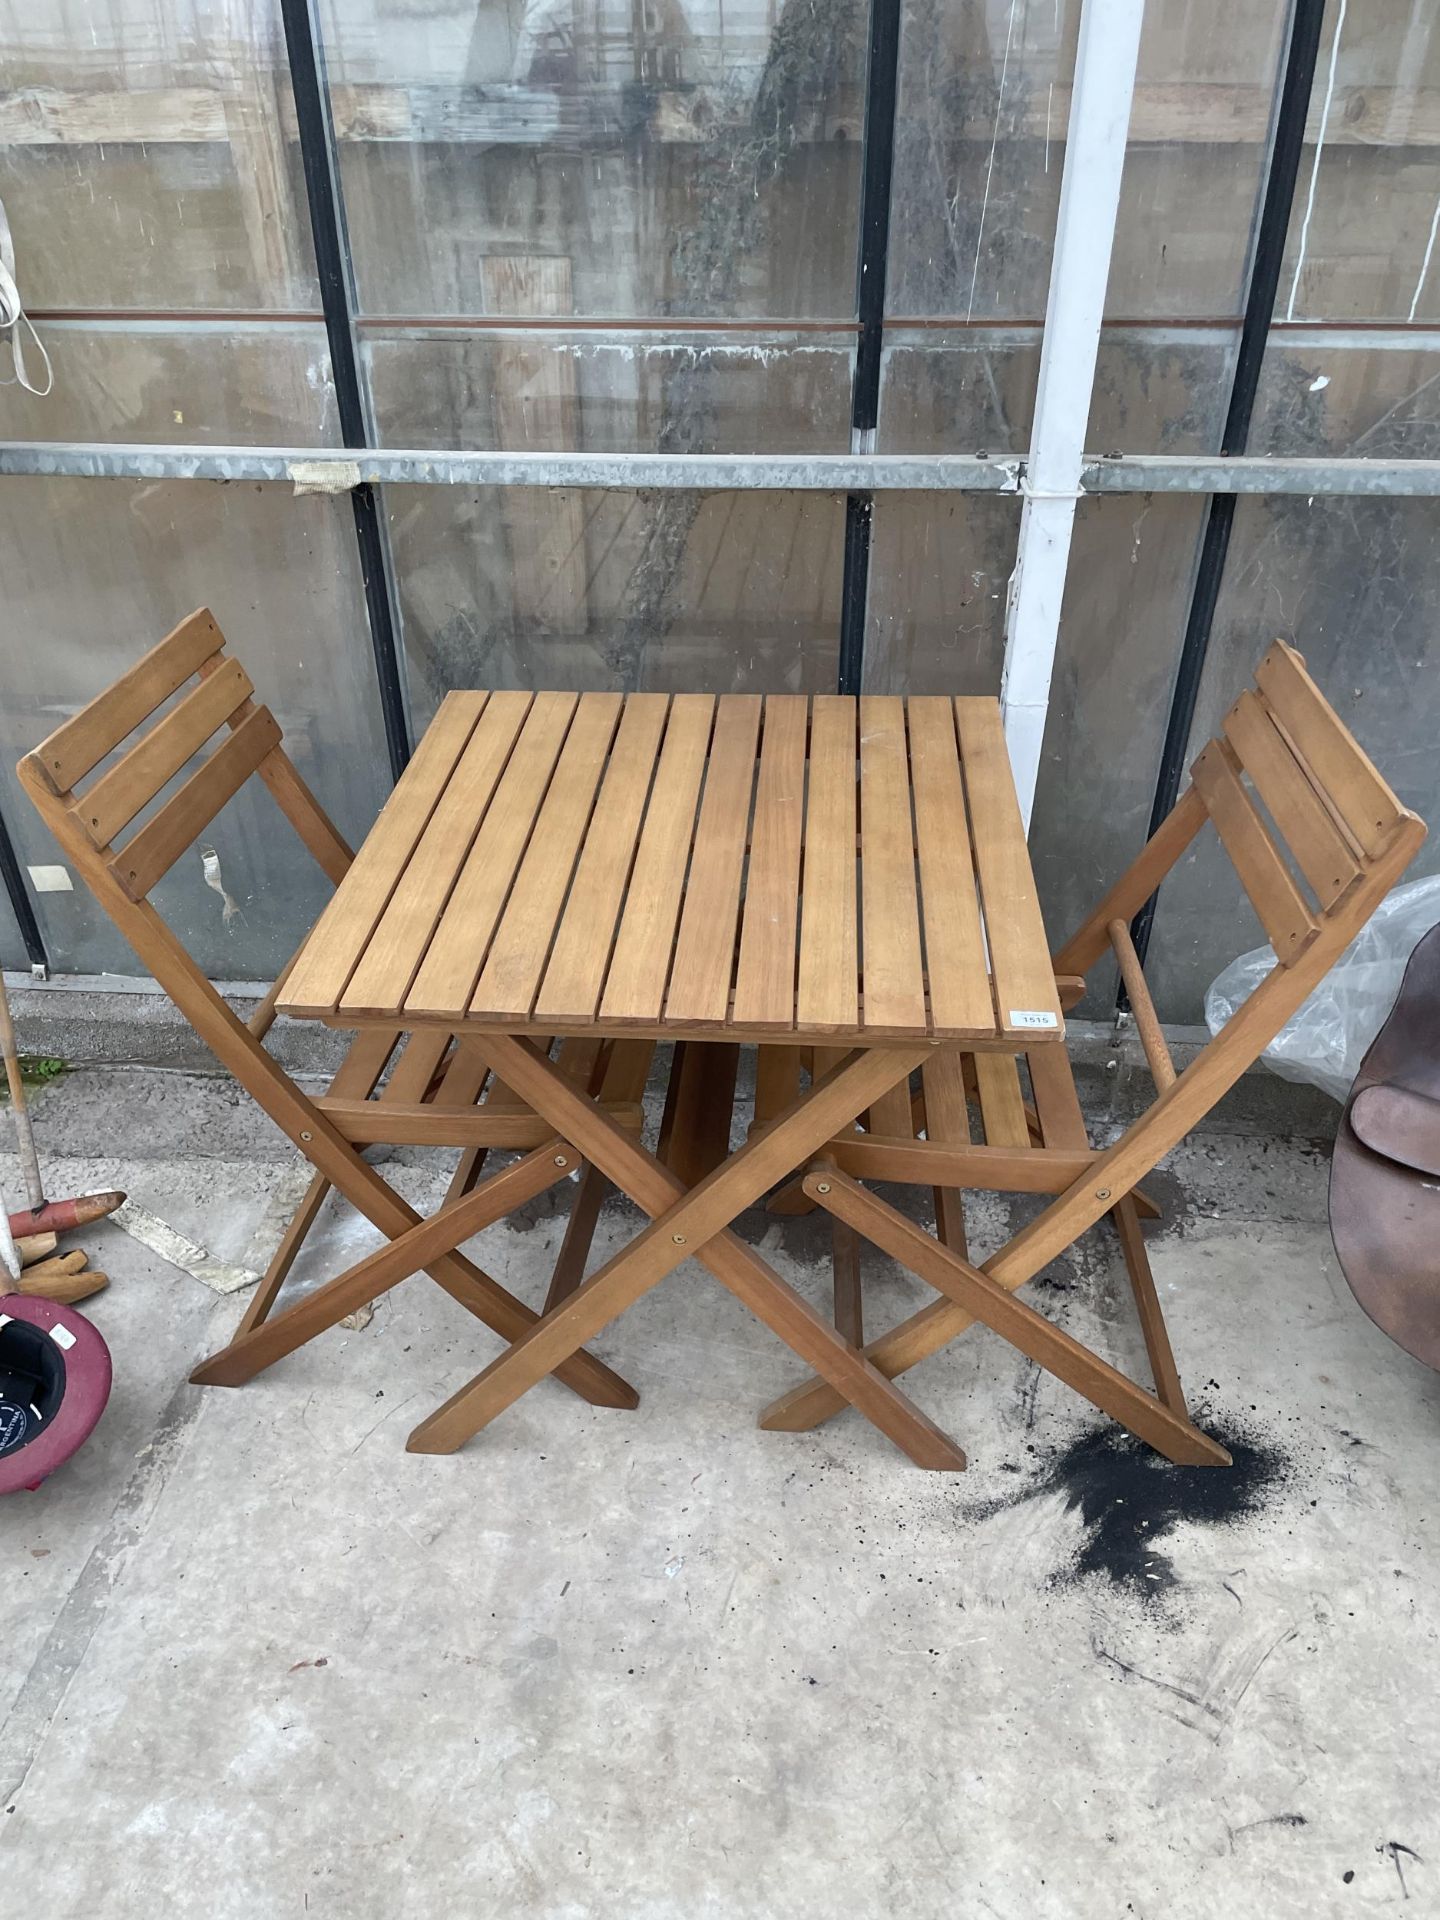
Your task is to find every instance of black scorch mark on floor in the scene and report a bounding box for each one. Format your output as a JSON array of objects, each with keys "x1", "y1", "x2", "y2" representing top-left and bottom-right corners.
[{"x1": 971, "y1": 1418, "x2": 1290, "y2": 1602}]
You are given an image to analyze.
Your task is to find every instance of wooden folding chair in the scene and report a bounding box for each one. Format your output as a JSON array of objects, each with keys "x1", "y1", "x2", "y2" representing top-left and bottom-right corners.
[
  {"x1": 757, "y1": 641, "x2": 1426, "y2": 1462},
  {"x1": 16, "y1": 608, "x2": 645, "y2": 1410}
]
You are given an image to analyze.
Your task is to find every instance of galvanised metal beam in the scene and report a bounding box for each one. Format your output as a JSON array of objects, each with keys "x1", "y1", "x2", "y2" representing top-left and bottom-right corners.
[
  {"x1": 10, "y1": 443, "x2": 1440, "y2": 494},
  {"x1": 0, "y1": 445, "x2": 1024, "y2": 490},
  {"x1": 1080, "y1": 454, "x2": 1440, "y2": 495}
]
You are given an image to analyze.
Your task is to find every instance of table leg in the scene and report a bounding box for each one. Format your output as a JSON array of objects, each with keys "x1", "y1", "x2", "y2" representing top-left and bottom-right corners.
[{"x1": 407, "y1": 1038, "x2": 967, "y2": 1471}]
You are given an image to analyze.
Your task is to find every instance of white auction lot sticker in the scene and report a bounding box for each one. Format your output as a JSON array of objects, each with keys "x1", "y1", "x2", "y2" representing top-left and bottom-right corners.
[{"x1": 1009, "y1": 1010, "x2": 1060, "y2": 1029}]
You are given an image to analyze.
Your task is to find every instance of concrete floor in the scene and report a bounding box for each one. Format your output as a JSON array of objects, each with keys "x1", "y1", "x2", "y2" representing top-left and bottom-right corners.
[{"x1": 2, "y1": 1064, "x2": 1438, "y2": 1917}]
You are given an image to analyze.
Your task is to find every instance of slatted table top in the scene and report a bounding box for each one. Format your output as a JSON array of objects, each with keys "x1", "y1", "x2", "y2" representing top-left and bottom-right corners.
[{"x1": 280, "y1": 691, "x2": 1064, "y2": 1047}]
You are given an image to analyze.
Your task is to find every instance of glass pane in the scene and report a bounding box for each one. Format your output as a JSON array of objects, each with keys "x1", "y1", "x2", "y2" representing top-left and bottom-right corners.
[
  {"x1": 0, "y1": 479, "x2": 389, "y2": 980},
  {"x1": 0, "y1": 1, "x2": 319, "y2": 311},
  {"x1": 878, "y1": 327, "x2": 1234, "y2": 453},
  {"x1": 888, "y1": 0, "x2": 1073, "y2": 321},
  {"x1": 1105, "y1": 1, "x2": 1285, "y2": 320},
  {"x1": 1146, "y1": 494, "x2": 1440, "y2": 1021},
  {"x1": 1027, "y1": 494, "x2": 1207, "y2": 1018},
  {"x1": 878, "y1": 331, "x2": 1040, "y2": 455},
  {"x1": 1250, "y1": 333, "x2": 1440, "y2": 458},
  {"x1": 1278, "y1": 4, "x2": 1440, "y2": 323},
  {"x1": 0, "y1": 322, "x2": 339, "y2": 445},
  {"x1": 366, "y1": 328, "x2": 852, "y2": 451},
  {"x1": 318, "y1": 0, "x2": 863, "y2": 320},
  {"x1": 888, "y1": 0, "x2": 1281, "y2": 323},
  {"x1": 861, "y1": 497, "x2": 1018, "y2": 693},
  {"x1": 392, "y1": 487, "x2": 844, "y2": 726}
]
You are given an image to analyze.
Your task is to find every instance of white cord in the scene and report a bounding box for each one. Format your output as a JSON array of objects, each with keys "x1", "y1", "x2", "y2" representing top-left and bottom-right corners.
[
  {"x1": 1019, "y1": 474, "x2": 1082, "y2": 502},
  {"x1": 0, "y1": 194, "x2": 54, "y2": 399}
]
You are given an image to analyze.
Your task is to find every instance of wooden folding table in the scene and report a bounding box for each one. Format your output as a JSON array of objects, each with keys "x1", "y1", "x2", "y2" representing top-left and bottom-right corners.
[{"x1": 276, "y1": 688, "x2": 1066, "y2": 1467}]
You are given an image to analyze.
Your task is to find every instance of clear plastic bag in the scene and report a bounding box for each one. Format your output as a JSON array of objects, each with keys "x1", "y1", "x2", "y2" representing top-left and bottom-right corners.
[{"x1": 1204, "y1": 874, "x2": 1440, "y2": 1105}]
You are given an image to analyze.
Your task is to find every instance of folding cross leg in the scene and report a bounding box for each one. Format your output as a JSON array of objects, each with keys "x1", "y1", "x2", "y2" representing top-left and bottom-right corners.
[
  {"x1": 17, "y1": 609, "x2": 643, "y2": 1413},
  {"x1": 758, "y1": 642, "x2": 1426, "y2": 1463}
]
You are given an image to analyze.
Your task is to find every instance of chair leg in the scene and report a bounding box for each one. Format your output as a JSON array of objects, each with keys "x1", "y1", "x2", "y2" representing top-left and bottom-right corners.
[
  {"x1": 191, "y1": 1141, "x2": 582, "y2": 1389},
  {"x1": 543, "y1": 1039, "x2": 653, "y2": 1310},
  {"x1": 934, "y1": 1187, "x2": 969, "y2": 1260},
  {"x1": 832, "y1": 1218, "x2": 863, "y2": 1347},
  {"x1": 1111, "y1": 1195, "x2": 1188, "y2": 1415},
  {"x1": 234, "y1": 1169, "x2": 331, "y2": 1337},
  {"x1": 790, "y1": 1164, "x2": 1229, "y2": 1467},
  {"x1": 544, "y1": 1161, "x2": 610, "y2": 1311},
  {"x1": 446, "y1": 1145, "x2": 488, "y2": 1204}
]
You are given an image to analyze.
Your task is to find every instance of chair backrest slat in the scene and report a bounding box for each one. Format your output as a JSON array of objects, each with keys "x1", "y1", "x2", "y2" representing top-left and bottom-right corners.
[
  {"x1": 1190, "y1": 737, "x2": 1320, "y2": 960},
  {"x1": 39, "y1": 609, "x2": 226, "y2": 792},
  {"x1": 76, "y1": 655, "x2": 255, "y2": 848},
  {"x1": 1222, "y1": 688, "x2": 1362, "y2": 908},
  {"x1": 108, "y1": 704, "x2": 283, "y2": 901},
  {"x1": 1254, "y1": 642, "x2": 1406, "y2": 857}
]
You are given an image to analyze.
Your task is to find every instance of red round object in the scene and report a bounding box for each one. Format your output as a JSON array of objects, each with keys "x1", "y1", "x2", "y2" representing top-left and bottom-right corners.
[{"x1": 0, "y1": 1293, "x2": 112, "y2": 1494}]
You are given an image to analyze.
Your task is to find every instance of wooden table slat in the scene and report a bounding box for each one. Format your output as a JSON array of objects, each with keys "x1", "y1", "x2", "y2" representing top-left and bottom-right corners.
[
  {"x1": 598, "y1": 695, "x2": 715, "y2": 1024},
  {"x1": 908, "y1": 695, "x2": 995, "y2": 1036},
  {"x1": 795, "y1": 695, "x2": 858, "y2": 1032},
  {"x1": 279, "y1": 688, "x2": 1063, "y2": 1053},
  {"x1": 858, "y1": 696, "x2": 928, "y2": 1034},
  {"x1": 282, "y1": 692, "x2": 487, "y2": 1015},
  {"x1": 954, "y1": 697, "x2": 1063, "y2": 1040},
  {"x1": 339, "y1": 691, "x2": 534, "y2": 1017},
  {"x1": 730, "y1": 695, "x2": 809, "y2": 1030},
  {"x1": 665, "y1": 695, "x2": 763, "y2": 1026},
  {"x1": 472, "y1": 693, "x2": 625, "y2": 1020},
  {"x1": 404, "y1": 692, "x2": 579, "y2": 1018},
  {"x1": 535, "y1": 694, "x2": 671, "y2": 1024}
]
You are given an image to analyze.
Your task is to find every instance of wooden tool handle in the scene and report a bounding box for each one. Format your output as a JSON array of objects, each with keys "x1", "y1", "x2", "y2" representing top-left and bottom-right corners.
[
  {"x1": 7, "y1": 1191, "x2": 127, "y2": 1238},
  {"x1": 14, "y1": 1268, "x2": 109, "y2": 1304},
  {"x1": 20, "y1": 1250, "x2": 89, "y2": 1278}
]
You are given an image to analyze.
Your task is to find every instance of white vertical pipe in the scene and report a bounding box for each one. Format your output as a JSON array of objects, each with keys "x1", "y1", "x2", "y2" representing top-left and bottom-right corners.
[{"x1": 1001, "y1": 0, "x2": 1146, "y2": 829}]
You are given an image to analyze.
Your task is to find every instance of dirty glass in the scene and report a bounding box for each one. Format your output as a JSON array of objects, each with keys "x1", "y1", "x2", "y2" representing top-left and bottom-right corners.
[
  {"x1": 1248, "y1": 3, "x2": 1440, "y2": 457},
  {"x1": 390, "y1": 486, "x2": 844, "y2": 727},
  {"x1": 1275, "y1": 1, "x2": 1440, "y2": 325},
  {"x1": 0, "y1": 479, "x2": 389, "y2": 980},
  {"x1": 1026, "y1": 494, "x2": 1208, "y2": 1018},
  {"x1": 887, "y1": 0, "x2": 1283, "y2": 324},
  {"x1": 365, "y1": 328, "x2": 853, "y2": 452},
  {"x1": 877, "y1": 327, "x2": 1235, "y2": 454},
  {"x1": 0, "y1": 1, "x2": 329, "y2": 446},
  {"x1": 316, "y1": 0, "x2": 864, "y2": 322},
  {"x1": 1144, "y1": 493, "x2": 1440, "y2": 1023},
  {"x1": 0, "y1": 1, "x2": 319, "y2": 312},
  {"x1": 1251, "y1": 335, "x2": 1440, "y2": 460},
  {"x1": 0, "y1": 323, "x2": 340, "y2": 446},
  {"x1": 861, "y1": 497, "x2": 1018, "y2": 694}
]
